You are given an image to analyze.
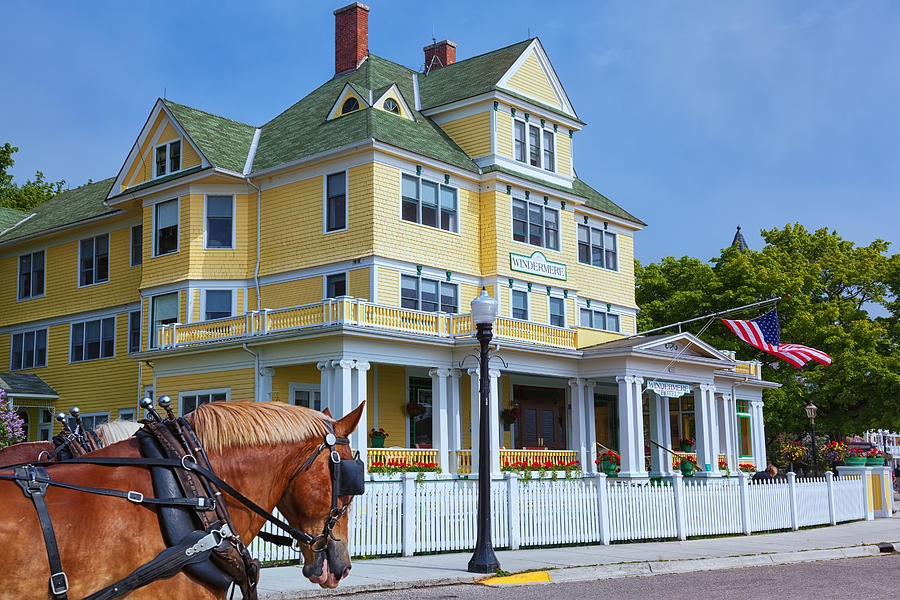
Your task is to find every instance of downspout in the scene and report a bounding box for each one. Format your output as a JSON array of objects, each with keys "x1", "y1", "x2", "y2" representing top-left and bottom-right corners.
[
  {"x1": 242, "y1": 343, "x2": 261, "y2": 403},
  {"x1": 246, "y1": 178, "x2": 262, "y2": 310}
]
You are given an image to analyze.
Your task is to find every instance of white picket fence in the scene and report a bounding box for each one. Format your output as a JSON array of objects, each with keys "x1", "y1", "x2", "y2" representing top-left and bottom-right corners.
[{"x1": 248, "y1": 470, "x2": 867, "y2": 563}]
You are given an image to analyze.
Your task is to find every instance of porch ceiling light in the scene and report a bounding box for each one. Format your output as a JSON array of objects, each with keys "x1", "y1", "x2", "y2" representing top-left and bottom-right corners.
[
  {"x1": 471, "y1": 289, "x2": 498, "y2": 326},
  {"x1": 805, "y1": 401, "x2": 817, "y2": 421}
]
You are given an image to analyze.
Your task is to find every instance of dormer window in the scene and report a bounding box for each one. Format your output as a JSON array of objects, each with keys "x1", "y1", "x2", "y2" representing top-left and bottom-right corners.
[
  {"x1": 341, "y1": 97, "x2": 360, "y2": 114},
  {"x1": 383, "y1": 98, "x2": 400, "y2": 113},
  {"x1": 155, "y1": 140, "x2": 181, "y2": 178},
  {"x1": 513, "y1": 118, "x2": 555, "y2": 172}
]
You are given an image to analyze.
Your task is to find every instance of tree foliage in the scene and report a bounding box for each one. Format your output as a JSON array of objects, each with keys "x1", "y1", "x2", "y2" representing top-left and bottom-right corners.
[
  {"x1": 0, "y1": 142, "x2": 66, "y2": 211},
  {"x1": 635, "y1": 224, "x2": 899, "y2": 439}
]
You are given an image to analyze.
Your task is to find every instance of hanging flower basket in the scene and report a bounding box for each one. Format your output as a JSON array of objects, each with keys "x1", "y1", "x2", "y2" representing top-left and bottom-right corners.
[
  {"x1": 406, "y1": 402, "x2": 426, "y2": 417},
  {"x1": 500, "y1": 406, "x2": 521, "y2": 426},
  {"x1": 677, "y1": 438, "x2": 695, "y2": 452},
  {"x1": 368, "y1": 428, "x2": 388, "y2": 448}
]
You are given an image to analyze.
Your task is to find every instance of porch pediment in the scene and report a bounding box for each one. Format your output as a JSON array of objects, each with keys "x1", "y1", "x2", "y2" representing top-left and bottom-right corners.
[{"x1": 582, "y1": 332, "x2": 735, "y2": 366}]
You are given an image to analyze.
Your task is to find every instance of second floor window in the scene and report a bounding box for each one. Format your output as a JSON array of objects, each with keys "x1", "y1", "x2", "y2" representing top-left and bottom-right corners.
[
  {"x1": 205, "y1": 290, "x2": 232, "y2": 320},
  {"x1": 18, "y1": 250, "x2": 45, "y2": 300},
  {"x1": 10, "y1": 328, "x2": 48, "y2": 370},
  {"x1": 131, "y1": 225, "x2": 142, "y2": 266},
  {"x1": 512, "y1": 290, "x2": 529, "y2": 320},
  {"x1": 71, "y1": 317, "x2": 115, "y2": 362},
  {"x1": 513, "y1": 119, "x2": 555, "y2": 172},
  {"x1": 326, "y1": 172, "x2": 346, "y2": 232},
  {"x1": 155, "y1": 140, "x2": 181, "y2": 177},
  {"x1": 512, "y1": 199, "x2": 558, "y2": 250},
  {"x1": 128, "y1": 311, "x2": 141, "y2": 353},
  {"x1": 549, "y1": 297, "x2": 565, "y2": 327},
  {"x1": 206, "y1": 196, "x2": 233, "y2": 248},
  {"x1": 326, "y1": 273, "x2": 347, "y2": 298},
  {"x1": 79, "y1": 234, "x2": 109, "y2": 287},
  {"x1": 150, "y1": 292, "x2": 178, "y2": 348},
  {"x1": 580, "y1": 308, "x2": 621, "y2": 333},
  {"x1": 155, "y1": 199, "x2": 179, "y2": 256},
  {"x1": 401, "y1": 275, "x2": 457, "y2": 313},
  {"x1": 401, "y1": 174, "x2": 457, "y2": 232},
  {"x1": 578, "y1": 225, "x2": 618, "y2": 270}
]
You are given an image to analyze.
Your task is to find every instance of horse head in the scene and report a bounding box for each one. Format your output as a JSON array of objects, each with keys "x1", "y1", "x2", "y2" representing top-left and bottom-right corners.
[{"x1": 277, "y1": 402, "x2": 364, "y2": 589}]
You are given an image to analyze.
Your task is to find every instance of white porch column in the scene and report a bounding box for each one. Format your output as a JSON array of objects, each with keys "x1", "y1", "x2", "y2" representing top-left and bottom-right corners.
[
  {"x1": 693, "y1": 383, "x2": 721, "y2": 477},
  {"x1": 649, "y1": 392, "x2": 674, "y2": 478},
  {"x1": 429, "y1": 368, "x2": 451, "y2": 474},
  {"x1": 616, "y1": 375, "x2": 647, "y2": 478},
  {"x1": 568, "y1": 378, "x2": 587, "y2": 470},
  {"x1": 331, "y1": 359, "x2": 354, "y2": 417},
  {"x1": 585, "y1": 380, "x2": 598, "y2": 473},
  {"x1": 448, "y1": 369, "x2": 463, "y2": 474},
  {"x1": 256, "y1": 366, "x2": 275, "y2": 403},
  {"x1": 352, "y1": 361, "x2": 370, "y2": 465},
  {"x1": 468, "y1": 368, "x2": 480, "y2": 472},
  {"x1": 750, "y1": 399, "x2": 767, "y2": 470},
  {"x1": 717, "y1": 391, "x2": 737, "y2": 471},
  {"x1": 316, "y1": 361, "x2": 333, "y2": 414},
  {"x1": 488, "y1": 369, "x2": 502, "y2": 476}
]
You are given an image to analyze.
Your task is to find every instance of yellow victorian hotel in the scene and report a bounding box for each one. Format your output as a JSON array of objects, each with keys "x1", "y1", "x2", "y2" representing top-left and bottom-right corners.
[{"x1": 0, "y1": 4, "x2": 776, "y2": 478}]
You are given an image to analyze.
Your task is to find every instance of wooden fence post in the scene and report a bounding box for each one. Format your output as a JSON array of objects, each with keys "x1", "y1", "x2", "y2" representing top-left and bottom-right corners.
[
  {"x1": 594, "y1": 473, "x2": 611, "y2": 545},
  {"x1": 825, "y1": 471, "x2": 836, "y2": 525},
  {"x1": 670, "y1": 472, "x2": 686, "y2": 541},
  {"x1": 401, "y1": 472, "x2": 416, "y2": 556},
  {"x1": 738, "y1": 471, "x2": 751, "y2": 535},
  {"x1": 787, "y1": 472, "x2": 799, "y2": 531},
  {"x1": 506, "y1": 473, "x2": 520, "y2": 550}
]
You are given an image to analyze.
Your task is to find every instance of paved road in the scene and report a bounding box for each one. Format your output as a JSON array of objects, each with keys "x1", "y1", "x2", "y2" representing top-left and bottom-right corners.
[{"x1": 354, "y1": 553, "x2": 897, "y2": 600}]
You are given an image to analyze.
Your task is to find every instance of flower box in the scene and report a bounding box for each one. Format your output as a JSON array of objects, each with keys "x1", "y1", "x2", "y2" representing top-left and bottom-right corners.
[{"x1": 843, "y1": 457, "x2": 867, "y2": 466}]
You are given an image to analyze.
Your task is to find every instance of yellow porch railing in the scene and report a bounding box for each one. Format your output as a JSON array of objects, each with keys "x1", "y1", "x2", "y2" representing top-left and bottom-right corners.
[
  {"x1": 500, "y1": 449, "x2": 579, "y2": 467},
  {"x1": 671, "y1": 453, "x2": 729, "y2": 469},
  {"x1": 367, "y1": 448, "x2": 439, "y2": 467},
  {"x1": 495, "y1": 318, "x2": 577, "y2": 349}
]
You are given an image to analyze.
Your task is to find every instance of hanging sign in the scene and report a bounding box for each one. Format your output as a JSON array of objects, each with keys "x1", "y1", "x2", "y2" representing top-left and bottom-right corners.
[
  {"x1": 509, "y1": 251, "x2": 567, "y2": 281},
  {"x1": 647, "y1": 381, "x2": 692, "y2": 398}
]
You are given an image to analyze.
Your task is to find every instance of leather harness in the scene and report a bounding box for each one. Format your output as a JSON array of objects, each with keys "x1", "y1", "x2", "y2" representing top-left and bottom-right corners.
[{"x1": 0, "y1": 415, "x2": 363, "y2": 600}]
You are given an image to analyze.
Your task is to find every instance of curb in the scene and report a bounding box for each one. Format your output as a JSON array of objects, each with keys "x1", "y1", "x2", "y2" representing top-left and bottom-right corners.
[{"x1": 258, "y1": 543, "x2": 896, "y2": 598}]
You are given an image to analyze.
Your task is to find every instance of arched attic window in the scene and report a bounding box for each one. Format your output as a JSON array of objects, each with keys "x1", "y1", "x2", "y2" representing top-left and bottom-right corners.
[
  {"x1": 383, "y1": 98, "x2": 400, "y2": 114},
  {"x1": 341, "y1": 97, "x2": 360, "y2": 114}
]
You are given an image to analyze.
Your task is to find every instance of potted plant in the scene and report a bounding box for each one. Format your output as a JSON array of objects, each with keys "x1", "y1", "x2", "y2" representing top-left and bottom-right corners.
[
  {"x1": 406, "y1": 402, "x2": 426, "y2": 417},
  {"x1": 368, "y1": 427, "x2": 388, "y2": 448},
  {"x1": 500, "y1": 405, "x2": 520, "y2": 426},
  {"x1": 677, "y1": 437, "x2": 695, "y2": 452},
  {"x1": 865, "y1": 448, "x2": 885, "y2": 466},
  {"x1": 596, "y1": 450, "x2": 620, "y2": 476},
  {"x1": 677, "y1": 455, "x2": 696, "y2": 477},
  {"x1": 844, "y1": 446, "x2": 867, "y2": 466},
  {"x1": 820, "y1": 440, "x2": 848, "y2": 468}
]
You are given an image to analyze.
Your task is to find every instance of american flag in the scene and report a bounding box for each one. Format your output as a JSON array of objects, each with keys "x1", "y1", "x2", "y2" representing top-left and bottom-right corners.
[{"x1": 722, "y1": 308, "x2": 832, "y2": 369}]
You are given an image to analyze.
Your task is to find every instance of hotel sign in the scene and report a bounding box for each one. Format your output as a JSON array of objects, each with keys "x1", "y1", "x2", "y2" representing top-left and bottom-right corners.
[
  {"x1": 509, "y1": 251, "x2": 567, "y2": 281},
  {"x1": 647, "y1": 381, "x2": 692, "y2": 398}
]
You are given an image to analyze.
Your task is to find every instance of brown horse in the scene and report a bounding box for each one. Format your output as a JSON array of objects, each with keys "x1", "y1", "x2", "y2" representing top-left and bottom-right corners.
[
  {"x1": 0, "y1": 401, "x2": 363, "y2": 598},
  {"x1": 0, "y1": 420, "x2": 141, "y2": 468}
]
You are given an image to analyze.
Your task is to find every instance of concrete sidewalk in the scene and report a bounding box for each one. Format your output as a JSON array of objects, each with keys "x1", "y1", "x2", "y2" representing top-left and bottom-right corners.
[{"x1": 257, "y1": 518, "x2": 900, "y2": 599}]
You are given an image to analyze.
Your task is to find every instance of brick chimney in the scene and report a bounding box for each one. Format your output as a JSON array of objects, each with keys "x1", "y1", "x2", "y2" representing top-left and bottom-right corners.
[
  {"x1": 334, "y1": 2, "x2": 369, "y2": 74},
  {"x1": 424, "y1": 40, "x2": 457, "y2": 72}
]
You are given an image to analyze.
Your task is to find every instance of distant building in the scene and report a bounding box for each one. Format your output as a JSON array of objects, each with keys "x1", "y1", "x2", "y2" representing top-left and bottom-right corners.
[{"x1": 732, "y1": 226, "x2": 750, "y2": 251}]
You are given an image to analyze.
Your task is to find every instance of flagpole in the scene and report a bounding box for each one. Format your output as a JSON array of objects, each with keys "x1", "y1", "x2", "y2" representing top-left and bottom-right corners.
[{"x1": 626, "y1": 296, "x2": 782, "y2": 339}]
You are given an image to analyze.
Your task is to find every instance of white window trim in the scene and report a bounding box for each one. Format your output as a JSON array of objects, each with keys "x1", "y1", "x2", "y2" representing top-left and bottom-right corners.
[
  {"x1": 149, "y1": 290, "x2": 180, "y2": 349},
  {"x1": 577, "y1": 222, "x2": 619, "y2": 272},
  {"x1": 69, "y1": 315, "x2": 117, "y2": 364},
  {"x1": 118, "y1": 408, "x2": 136, "y2": 421},
  {"x1": 547, "y1": 295, "x2": 566, "y2": 328},
  {"x1": 178, "y1": 388, "x2": 230, "y2": 416},
  {"x1": 130, "y1": 224, "x2": 143, "y2": 267},
  {"x1": 128, "y1": 310, "x2": 142, "y2": 353},
  {"x1": 153, "y1": 137, "x2": 183, "y2": 180},
  {"x1": 512, "y1": 116, "x2": 557, "y2": 173},
  {"x1": 17, "y1": 249, "x2": 46, "y2": 302},
  {"x1": 72, "y1": 411, "x2": 111, "y2": 430},
  {"x1": 510, "y1": 288, "x2": 530, "y2": 321},
  {"x1": 324, "y1": 272, "x2": 349, "y2": 299},
  {"x1": 578, "y1": 304, "x2": 622, "y2": 333},
  {"x1": 9, "y1": 327, "x2": 49, "y2": 371},
  {"x1": 203, "y1": 194, "x2": 237, "y2": 250},
  {"x1": 400, "y1": 274, "x2": 459, "y2": 314},
  {"x1": 289, "y1": 382, "x2": 323, "y2": 411},
  {"x1": 397, "y1": 171, "x2": 461, "y2": 235},
  {"x1": 76, "y1": 233, "x2": 111, "y2": 289},
  {"x1": 511, "y1": 197, "x2": 560, "y2": 252},
  {"x1": 323, "y1": 171, "x2": 349, "y2": 234},
  {"x1": 152, "y1": 197, "x2": 180, "y2": 257},
  {"x1": 202, "y1": 289, "x2": 236, "y2": 321}
]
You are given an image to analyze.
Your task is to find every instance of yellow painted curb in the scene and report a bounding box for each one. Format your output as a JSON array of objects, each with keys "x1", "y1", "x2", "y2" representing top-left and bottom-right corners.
[{"x1": 480, "y1": 571, "x2": 551, "y2": 585}]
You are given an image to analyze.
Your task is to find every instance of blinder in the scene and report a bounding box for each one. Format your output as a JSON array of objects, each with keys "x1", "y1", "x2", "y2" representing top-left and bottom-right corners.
[{"x1": 336, "y1": 453, "x2": 365, "y2": 497}]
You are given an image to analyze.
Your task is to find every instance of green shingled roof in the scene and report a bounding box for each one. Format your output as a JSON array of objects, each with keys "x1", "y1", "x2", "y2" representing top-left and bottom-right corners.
[
  {"x1": 162, "y1": 100, "x2": 256, "y2": 174},
  {"x1": 0, "y1": 206, "x2": 28, "y2": 231},
  {"x1": 0, "y1": 178, "x2": 117, "y2": 243},
  {"x1": 252, "y1": 55, "x2": 478, "y2": 173},
  {"x1": 482, "y1": 164, "x2": 645, "y2": 226}
]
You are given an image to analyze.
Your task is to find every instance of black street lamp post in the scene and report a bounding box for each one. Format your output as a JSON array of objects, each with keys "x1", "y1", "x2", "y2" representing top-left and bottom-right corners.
[
  {"x1": 805, "y1": 401, "x2": 818, "y2": 476},
  {"x1": 468, "y1": 289, "x2": 500, "y2": 574}
]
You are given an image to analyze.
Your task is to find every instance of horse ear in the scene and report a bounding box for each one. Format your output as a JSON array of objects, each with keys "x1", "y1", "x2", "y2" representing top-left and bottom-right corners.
[
  {"x1": 334, "y1": 401, "x2": 366, "y2": 437},
  {"x1": 321, "y1": 407, "x2": 332, "y2": 417}
]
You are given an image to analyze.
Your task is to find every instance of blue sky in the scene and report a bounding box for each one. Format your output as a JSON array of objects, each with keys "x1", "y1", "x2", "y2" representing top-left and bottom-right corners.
[{"x1": 2, "y1": 1, "x2": 897, "y2": 264}]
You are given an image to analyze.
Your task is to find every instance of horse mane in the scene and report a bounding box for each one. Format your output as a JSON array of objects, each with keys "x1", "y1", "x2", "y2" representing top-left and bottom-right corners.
[
  {"x1": 185, "y1": 401, "x2": 333, "y2": 453},
  {"x1": 95, "y1": 420, "x2": 141, "y2": 445}
]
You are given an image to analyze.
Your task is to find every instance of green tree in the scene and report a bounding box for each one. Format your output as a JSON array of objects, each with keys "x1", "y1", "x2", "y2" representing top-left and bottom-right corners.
[
  {"x1": 0, "y1": 142, "x2": 66, "y2": 211},
  {"x1": 636, "y1": 224, "x2": 899, "y2": 439}
]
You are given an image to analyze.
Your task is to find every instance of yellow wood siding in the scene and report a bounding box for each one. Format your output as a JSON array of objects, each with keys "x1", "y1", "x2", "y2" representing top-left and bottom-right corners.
[
  {"x1": 124, "y1": 112, "x2": 166, "y2": 189},
  {"x1": 260, "y1": 276, "x2": 323, "y2": 310},
  {"x1": 181, "y1": 140, "x2": 201, "y2": 170},
  {"x1": 374, "y1": 364, "x2": 407, "y2": 444},
  {"x1": 504, "y1": 52, "x2": 561, "y2": 109},
  {"x1": 557, "y1": 131, "x2": 572, "y2": 177},
  {"x1": 496, "y1": 111, "x2": 513, "y2": 158},
  {"x1": 438, "y1": 112, "x2": 491, "y2": 158},
  {"x1": 568, "y1": 230, "x2": 637, "y2": 310},
  {"x1": 271, "y1": 364, "x2": 320, "y2": 404},
  {"x1": 377, "y1": 267, "x2": 399, "y2": 306},
  {"x1": 158, "y1": 123, "x2": 179, "y2": 144},
  {"x1": 348, "y1": 267, "x2": 370, "y2": 301},
  {"x1": 530, "y1": 291, "x2": 548, "y2": 324},
  {"x1": 140, "y1": 197, "x2": 191, "y2": 289},
  {"x1": 0, "y1": 220, "x2": 142, "y2": 327},
  {"x1": 155, "y1": 368, "x2": 255, "y2": 414}
]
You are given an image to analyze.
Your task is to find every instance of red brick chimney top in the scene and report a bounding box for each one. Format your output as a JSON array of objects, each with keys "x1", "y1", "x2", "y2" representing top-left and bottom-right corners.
[
  {"x1": 424, "y1": 40, "x2": 457, "y2": 73},
  {"x1": 334, "y1": 2, "x2": 370, "y2": 75}
]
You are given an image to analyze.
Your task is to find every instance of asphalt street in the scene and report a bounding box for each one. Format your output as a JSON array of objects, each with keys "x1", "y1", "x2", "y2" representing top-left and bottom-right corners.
[{"x1": 352, "y1": 553, "x2": 897, "y2": 600}]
